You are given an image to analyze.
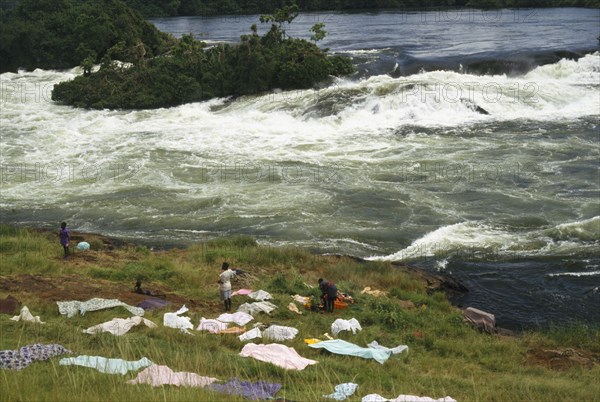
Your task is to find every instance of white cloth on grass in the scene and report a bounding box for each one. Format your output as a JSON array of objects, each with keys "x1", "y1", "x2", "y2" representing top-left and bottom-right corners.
[
  {"x1": 83, "y1": 316, "x2": 157, "y2": 336},
  {"x1": 11, "y1": 306, "x2": 45, "y2": 324},
  {"x1": 59, "y1": 356, "x2": 153, "y2": 375},
  {"x1": 197, "y1": 318, "x2": 229, "y2": 333},
  {"x1": 57, "y1": 298, "x2": 144, "y2": 318},
  {"x1": 249, "y1": 290, "x2": 272, "y2": 301},
  {"x1": 323, "y1": 383, "x2": 359, "y2": 400},
  {"x1": 362, "y1": 394, "x2": 457, "y2": 402},
  {"x1": 216, "y1": 311, "x2": 254, "y2": 326},
  {"x1": 367, "y1": 341, "x2": 408, "y2": 355},
  {"x1": 164, "y1": 305, "x2": 194, "y2": 334},
  {"x1": 288, "y1": 303, "x2": 303, "y2": 314},
  {"x1": 262, "y1": 325, "x2": 299, "y2": 341},
  {"x1": 292, "y1": 295, "x2": 310, "y2": 304},
  {"x1": 239, "y1": 343, "x2": 318, "y2": 370},
  {"x1": 238, "y1": 327, "x2": 262, "y2": 342},
  {"x1": 237, "y1": 301, "x2": 277, "y2": 316},
  {"x1": 127, "y1": 364, "x2": 218, "y2": 387},
  {"x1": 331, "y1": 318, "x2": 362, "y2": 336}
]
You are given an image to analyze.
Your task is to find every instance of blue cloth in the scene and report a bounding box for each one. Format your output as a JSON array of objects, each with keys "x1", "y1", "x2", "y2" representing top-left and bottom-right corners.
[
  {"x1": 0, "y1": 344, "x2": 72, "y2": 370},
  {"x1": 77, "y1": 242, "x2": 90, "y2": 251},
  {"x1": 209, "y1": 378, "x2": 281, "y2": 400},
  {"x1": 308, "y1": 340, "x2": 392, "y2": 364},
  {"x1": 323, "y1": 383, "x2": 359, "y2": 400},
  {"x1": 59, "y1": 355, "x2": 153, "y2": 375},
  {"x1": 137, "y1": 298, "x2": 169, "y2": 310}
]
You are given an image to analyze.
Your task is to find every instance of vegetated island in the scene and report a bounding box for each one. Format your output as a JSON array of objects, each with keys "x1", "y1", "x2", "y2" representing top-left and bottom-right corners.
[
  {"x1": 1, "y1": 0, "x2": 354, "y2": 109},
  {"x1": 1, "y1": 224, "x2": 599, "y2": 401}
]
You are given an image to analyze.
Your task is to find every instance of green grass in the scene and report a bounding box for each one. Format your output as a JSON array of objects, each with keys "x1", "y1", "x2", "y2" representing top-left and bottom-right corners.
[{"x1": 0, "y1": 225, "x2": 598, "y2": 401}]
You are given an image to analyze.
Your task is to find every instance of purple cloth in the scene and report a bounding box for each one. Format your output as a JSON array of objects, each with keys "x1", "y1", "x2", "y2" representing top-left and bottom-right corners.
[
  {"x1": 209, "y1": 378, "x2": 281, "y2": 400},
  {"x1": 59, "y1": 228, "x2": 70, "y2": 246},
  {"x1": 137, "y1": 298, "x2": 170, "y2": 310},
  {"x1": 0, "y1": 343, "x2": 72, "y2": 370}
]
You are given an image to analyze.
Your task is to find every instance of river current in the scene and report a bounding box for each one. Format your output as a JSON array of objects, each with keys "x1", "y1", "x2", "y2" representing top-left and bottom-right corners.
[{"x1": 1, "y1": 8, "x2": 599, "y2": 328}]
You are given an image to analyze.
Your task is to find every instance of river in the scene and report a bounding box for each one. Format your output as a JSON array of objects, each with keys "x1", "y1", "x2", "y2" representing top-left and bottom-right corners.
[{"x1": 1, "y1": 8, "x2": 598, "y2": 328}]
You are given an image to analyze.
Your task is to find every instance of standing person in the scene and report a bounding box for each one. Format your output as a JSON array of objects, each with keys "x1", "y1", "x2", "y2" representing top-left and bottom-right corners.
[
  {"x1": 59, "y1": 222, "x2": 70, "y2": 259},
  {"x1": 218, "y1": 262, "x2": 236, "y2": 312},
  {"x1": 318, "y1": 278, "x2": 338, "y2": 313}
]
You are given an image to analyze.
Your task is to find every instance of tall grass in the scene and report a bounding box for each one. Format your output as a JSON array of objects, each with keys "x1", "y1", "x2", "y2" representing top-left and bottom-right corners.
[{"x1": 1, "y1": 225, "x2": 599, "y2": 401}]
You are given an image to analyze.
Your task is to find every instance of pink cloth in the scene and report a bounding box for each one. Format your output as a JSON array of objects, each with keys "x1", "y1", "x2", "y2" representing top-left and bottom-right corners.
[
  {"x1": 127, "y1": 364, "x2": 218, "y2": 387},
  {"x1": 231, "y1": 289, "x2": 253, "y2": 296},
  {"x1": 239, "y1": 343, "x2": 318, "y2": 370}
]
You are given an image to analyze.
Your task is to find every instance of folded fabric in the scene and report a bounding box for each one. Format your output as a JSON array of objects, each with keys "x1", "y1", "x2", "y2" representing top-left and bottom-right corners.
[
  {"x1": 127, "y1": 364, "x2": 218, "y2": 387},
  {"x1": 238, "y1": 302, "x2": 277, "y2": 316},
  {"x1": 360, "y1": 287, "x2": 387, "y2": 297},
  {"x1": 367, "y1": 341, "x2": 408, "y2": 355},
  {"x1": 197, "y1": 318, "x2": 229, "y2": 333},
  {"x1": 324, "y1": 383, "x2": 359, "y2": 401},
  {"x1": 331, "y1": 318, "x2": 362, "y2": 336},
  {"x1": 137, "y1": 298, "x2": 170, "y2": 310},
  {"x1": 164, "y1": 305, "x2": 194, "y2": 334},
  {"x1": 57, "y1": 298, "x2": 144, "y2": 318},
  {"x1": 231, "y1": 289, "x2": 253, "y2": 297},
  {"x1": 209, "y1": 378, "x2": 281, "y2": 400},
  {"x1": 239, "y1": 327, "x2": 262, "y2": 342},
  {"x1": 239, "y1": 343, "x2": 318, "y2": 370},
  {"x1": 361, "y1": 394, "x2": 457, "y2": 402},
  {"x1": 288, "y1": 303, "x2": 302, "y2": 315},
  {"x1": 308, "y1": 340, "x2": 391, "y2": 364},
  {"x1": 262, "y1": 325, "x2": 299, "y2": 341},
  {"x1": 304, "y1": 338, "x2": 321, "y2": 344},
  {"x1": 0, "y1": 344, "x2": 71, "y2": 370},
  {"x1": 292, "y1": 295, "x2": 310, "y2": 305},
  {"x1": 83, "y1": 316, "x2": 157, "y2": 336},
  {"x1": 220, "y1": 326, "x2": 246, "y2": 335},
  {"x1": 249, "y1": 290, "x2": 272, "y2": 301},
  {"x1": 11, "y1": 306, "x2": 45, "y2": 324},
  {"x1": 216, "y1": 311, "x2": 254, "y2": 326},
  {"x1": 59, "y1": 356, "x2": 153, "y2": 375}
]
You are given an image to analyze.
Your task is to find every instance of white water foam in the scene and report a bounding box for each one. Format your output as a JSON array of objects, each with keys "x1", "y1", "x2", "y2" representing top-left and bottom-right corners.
[
  {"x1": 367, "y1": 217, "x2": 600, "y2": 262},
  {"x1": 547, "y1": 271, "x2": 600, "y2": 277}
]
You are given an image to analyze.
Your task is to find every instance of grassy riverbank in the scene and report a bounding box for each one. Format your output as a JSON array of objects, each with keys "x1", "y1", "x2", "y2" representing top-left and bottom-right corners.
[{"x1": 0, "y1": 225, "x2": 598, "y2": 401}]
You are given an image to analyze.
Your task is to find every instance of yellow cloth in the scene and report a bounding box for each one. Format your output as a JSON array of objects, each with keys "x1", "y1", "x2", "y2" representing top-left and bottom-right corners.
[{"x1": 304, "y1": 338, "x2": 321, "y2": 344}]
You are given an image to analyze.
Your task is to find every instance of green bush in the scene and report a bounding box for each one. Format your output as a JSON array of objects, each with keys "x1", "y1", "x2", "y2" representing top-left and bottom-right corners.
[
  {"x1": 51, "y1": 7, "x2": 354, "y2": 109},
  {"x1": 0, "y1": 0, "x2": 171, "y2": 73}
]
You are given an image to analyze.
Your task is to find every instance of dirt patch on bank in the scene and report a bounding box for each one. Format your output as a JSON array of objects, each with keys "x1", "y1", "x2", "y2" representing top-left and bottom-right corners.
[
  {"x1": 526, "y1": 347, "x2": 600, "y2": 370},
  {"x1": 0, "y1": 274, "x2": 208, "y2": 311}
]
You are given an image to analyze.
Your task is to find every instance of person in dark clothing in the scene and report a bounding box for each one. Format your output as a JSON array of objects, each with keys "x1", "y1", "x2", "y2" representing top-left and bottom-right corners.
[
  {"x1": 59, "y1": 222, "x2": 70, "y2": 259},
  {"x1": 318, "y1": 278, "x2": 338, "y2": 313}
]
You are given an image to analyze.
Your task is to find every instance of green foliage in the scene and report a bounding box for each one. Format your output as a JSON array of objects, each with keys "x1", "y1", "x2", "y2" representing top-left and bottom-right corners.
[
  {"x1": 266, "y1": 272, "x2": 308, "y2": 295},
  {"x1": 260, "y1": 3, "x2": 300, "y2": 40},
  {"x1": 0, "y1": 0, "x2": 171, "y2": 73},
  {"x1": 52, "y1": 5, "x2": 354, "y2": 109},
  {"x1": 362, "y1": 296, "x2": 406, "y2": 330},
  {"x1": 90, "y1": 258, "x2": 176, "y2": 281},
  {"x1": 310, "y1": 22, "x2": 327, "y2": 43}
]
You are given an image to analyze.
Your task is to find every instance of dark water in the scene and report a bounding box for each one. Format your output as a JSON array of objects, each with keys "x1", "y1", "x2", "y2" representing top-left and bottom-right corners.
[
  {"x1": 151, "y1": 7, "x2": 599, "y2": 75},
  {"x1": 1, "y1": 8, "x2": 599, "y2": 329}
]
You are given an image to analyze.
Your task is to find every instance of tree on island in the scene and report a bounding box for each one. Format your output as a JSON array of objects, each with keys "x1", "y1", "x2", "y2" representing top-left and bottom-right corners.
[{"x1": 51, "y1": 3, "x2": 354, "y2": 109}]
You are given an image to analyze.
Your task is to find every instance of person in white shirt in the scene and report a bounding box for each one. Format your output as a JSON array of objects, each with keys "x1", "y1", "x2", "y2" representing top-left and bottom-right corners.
[{"x1": 218, "y1": 262, "x2": 236, "y2": 311}]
